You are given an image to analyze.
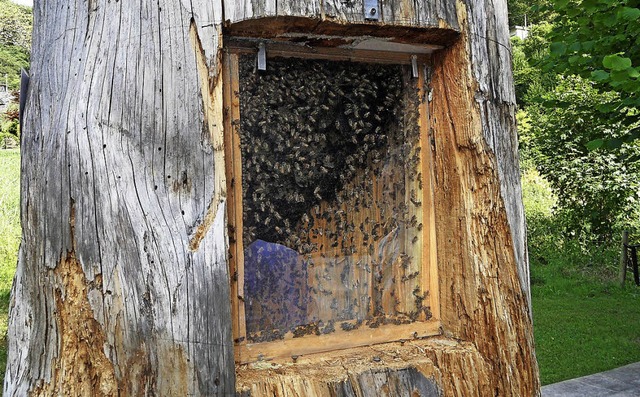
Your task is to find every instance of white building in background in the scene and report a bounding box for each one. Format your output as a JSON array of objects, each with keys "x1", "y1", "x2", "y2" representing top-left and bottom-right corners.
[
  {"x1": 0, "y1": 74, "x2": 10, "y2": 113},
  {"x1": 511, "y1": 25, "x2": 529, "y2": 40},
  {"x1": 0, "y1": 92, "x2": 13, "y2": 114}
]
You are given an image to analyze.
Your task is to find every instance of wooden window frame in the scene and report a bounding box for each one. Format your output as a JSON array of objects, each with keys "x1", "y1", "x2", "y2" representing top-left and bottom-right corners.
[{"x1": 222, "y1": 40, "x2": 440, "y2": 364}]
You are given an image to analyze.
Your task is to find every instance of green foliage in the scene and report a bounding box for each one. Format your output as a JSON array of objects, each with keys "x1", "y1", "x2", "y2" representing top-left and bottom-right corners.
[
  {"x1": 545, "y1": 0, "x2": 640, "y2": 143},
  {"x1": 507, "y1": 0, "x2": 555, "y2": 27},
  {"x1": 523, "y1": 167, "x2": 640, "y2": 385},
  {"x1": 0, "y1": 0, "x2": 31, "y2": 90},
  {"x1": 0, "y1": 133, "x2": 16, "y2": 149},
  {"x1": 513, "y1": 11, "x2": 640, "y2": 245},
  {"x1": 0, "y1": 149, "x2": 20, "y2": 386},
  {"x1": 511, "y1": 23, "x2": 558, "y2": 106},
  {"x1": 0, "y1": 43, "x2": 28, "y2": 90},
  {"x1": 0, "y1": 0, "x2": 31, "y2": 50},
  {"x1": 521, "y1": 166, "x2": 557, "y2": 252},
  {"x1": 0, "y1": 102, "x2": 19, "y2": 147},
  {"x1": 513, "y1": 5, "x2": 640, "y2": 385},
  {"x1": 523, "y1": 76, "x2": 640, "y2": 242}
]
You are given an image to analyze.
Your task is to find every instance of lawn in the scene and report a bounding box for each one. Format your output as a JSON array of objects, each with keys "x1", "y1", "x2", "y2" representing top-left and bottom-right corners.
[
  {"x1": 0, "y1": 151, "x2": 638, "y2": 387},
  {"x1": 0, "y1": 149, "x2": 20, "y2": 386},
  {"x1": 531, "y1": 252, "x2": 640, "y2": 385}
]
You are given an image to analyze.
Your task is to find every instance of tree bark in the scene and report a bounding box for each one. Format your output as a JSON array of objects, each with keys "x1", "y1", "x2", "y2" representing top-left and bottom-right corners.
[
  {"x1": 429, "y1": 2, "x2": 538, "y2": 393},
  {"x1": 4, "y1": 1, "x2": 234, "y2": 395},
  {"x1": 5, "y1": 0, "x2": 539, "y2": 395},
  {"x1": 223, "y1": 0, "x2": 458, "y2": 28}
]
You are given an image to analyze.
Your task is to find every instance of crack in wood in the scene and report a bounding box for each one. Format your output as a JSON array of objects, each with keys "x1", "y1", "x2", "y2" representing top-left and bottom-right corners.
[{"x1": 188, "y1": 18, "x2": 226, "y2": 252}]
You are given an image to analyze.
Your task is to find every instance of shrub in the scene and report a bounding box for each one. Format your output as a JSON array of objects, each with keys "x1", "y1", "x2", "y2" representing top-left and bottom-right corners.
[{"x1": 522, "y1": 76, "x2": 640, "y2": 245}]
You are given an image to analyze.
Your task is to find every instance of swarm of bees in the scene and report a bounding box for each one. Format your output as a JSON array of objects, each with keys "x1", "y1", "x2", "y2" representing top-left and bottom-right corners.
[
  {"x1": 238, "y1": 56, "x2": 429, "y2": 342},
  {"x1": 239, "y1": 56, "x2": 408, "y2": 244}
]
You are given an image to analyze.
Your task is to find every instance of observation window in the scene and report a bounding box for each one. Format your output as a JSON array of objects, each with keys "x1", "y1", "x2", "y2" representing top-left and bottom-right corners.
[{"x1": 223, "y1": 41, "x2": 439, "y2": 363}]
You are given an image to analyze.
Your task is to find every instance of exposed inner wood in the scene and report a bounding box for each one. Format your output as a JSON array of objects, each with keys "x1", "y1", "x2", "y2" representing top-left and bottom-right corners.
[
  {"x1": 224, "y1": 17, "x2": 459, "y2": 47},
  {"x1": 236, "y1": 337, "x2": 494, "y2": 396},
  {"x1": 32, "y1": 204, "x2": 117, "y2": 396},
  {"x1": 426, "y1": 3, "x2": 540, "y2": 395},
  {"x1": 189, "y1": 19, "x2": 227, "y2": 251}
]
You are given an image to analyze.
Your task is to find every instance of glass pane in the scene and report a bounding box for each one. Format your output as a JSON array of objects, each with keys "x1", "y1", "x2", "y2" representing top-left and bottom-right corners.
[{"x1": 238, "y1": 56, "x2": 428, "y2": 343}]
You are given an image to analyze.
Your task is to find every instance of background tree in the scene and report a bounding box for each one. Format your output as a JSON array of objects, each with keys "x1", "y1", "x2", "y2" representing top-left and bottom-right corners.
[
  {"x1": 545, "y1": 0, "x2": 640, "y2": 146},
  {"x1": 521, "y1": 76, "x2": 640, "y2": 242},
  {"x1": 0, "y1": 0, "x2": 31, "y2": 90},
  {"x1": 0, "y1": 99, "x2": 19, "y2": 149},
  {"x1": 507, "y1": 0, "x2": 554, "y2": 27},
  {"x1": 511, "y1": 22, "x2": 556, "y2": 105},
  {"x1": 512, "y1": 1, "x2": 640, "y2": 247},
  {"x1": 0, "y1": 0, "x2": 31, "y2": 148}
]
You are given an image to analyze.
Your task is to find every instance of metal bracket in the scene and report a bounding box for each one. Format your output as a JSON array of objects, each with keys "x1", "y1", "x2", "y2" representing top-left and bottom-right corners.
[
  {"x1": 411, "y1": 55, "x2": 418, "y2": 78},
  {"x1": 257, "y1": 42, "x2": 267, "y2": 71},
  {"x1": 364, "y1": 0, "x2": 379, "y2": 20}
]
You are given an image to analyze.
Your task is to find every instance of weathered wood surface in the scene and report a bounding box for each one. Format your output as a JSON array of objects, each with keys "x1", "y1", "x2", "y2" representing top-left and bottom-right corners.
[
  {"x1": 428, "y1": 0, "x2": 538, "y2": 394},
  {"x1": 220, "y1": 0, "x2": 461, "y2": 54},
  {"x1": 465, "y1": 0, "x2": 531, "y2": 306},
  {"x1": 237, "y1": 338, "x2": 499, "y2": 396},
  {"x1": 4, "y1": 0, "x2": 234, "y2": 395},
  {"x1": 223, "y1": 0, "x2": 458, "y2": 30}
]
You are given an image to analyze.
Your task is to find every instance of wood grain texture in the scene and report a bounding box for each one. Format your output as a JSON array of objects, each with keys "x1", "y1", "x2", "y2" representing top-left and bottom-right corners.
[
  {"x1": 237, "y1": 337, "x2": 498, "y2": 396},
  {"x1": 224, "y1": 18, "x2": 460, "y2": 49},
  {"x1": 464, "y1": 0, "x2": 530, "y2": 306},
  {"x1": 379, "y1": 0, "x2": 458, "y2": 28},
  {"x1": 428, "y1": 0, "x2": 539, "y2": 394},
  {"x1": 237, "y1": 321, "x2": 441, "y2": 363},
  {"x1": 4, "y1": 0, "x2": 234, "y2": 395},
  {"x1": 223, "y1": 0, "x2": 458, "y2": 30}
]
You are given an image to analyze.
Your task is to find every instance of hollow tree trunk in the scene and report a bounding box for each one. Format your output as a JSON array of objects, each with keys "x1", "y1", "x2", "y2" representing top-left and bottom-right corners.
[{"x1": 5, "y1": 0, "x2": 539, "y2": 396}]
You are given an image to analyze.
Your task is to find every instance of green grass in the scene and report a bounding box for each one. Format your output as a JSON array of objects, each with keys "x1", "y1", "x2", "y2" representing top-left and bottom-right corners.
[
  {"x1": 531, "y1": 254, "x2": 640, "y2": 385},
  {"x1": 524, "y1": 165, "x2": 640, "y2": 385},
  {"x1": 0, "y1": 149, "x2": 20, "y2": 385}
]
